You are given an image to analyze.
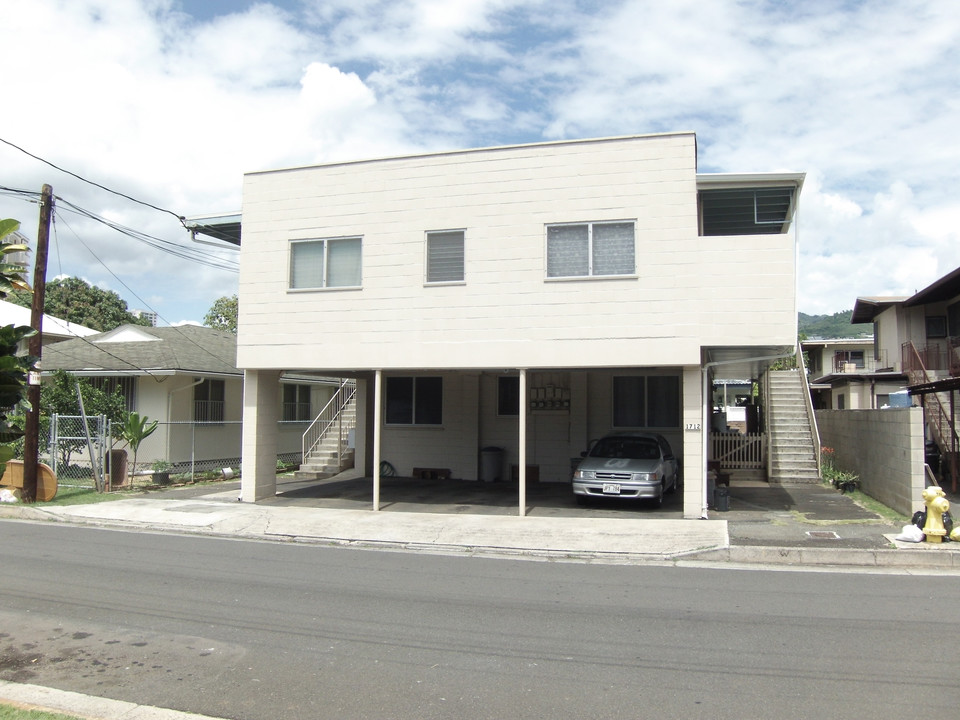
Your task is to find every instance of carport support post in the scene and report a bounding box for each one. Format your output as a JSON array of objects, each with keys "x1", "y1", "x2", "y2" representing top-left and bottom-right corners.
[
  {"x1": 372, "y1": 370, "x2": 382, "y2": 511},
  {"x1": 518, "y1": 369, "x2": 527, "y2": 517},
  {"x1": 240, "y1": 369, "x2": 280, "y2": 502}
]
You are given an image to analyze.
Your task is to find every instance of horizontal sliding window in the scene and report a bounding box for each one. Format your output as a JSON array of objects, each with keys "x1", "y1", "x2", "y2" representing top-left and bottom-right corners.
[
  {"x1": 385, "y1": 376, "x2": 443, "y2": 425},
  {"x1": 290, "y1": 237, "x2": 362, "y2": 289},
  {"x1": 546, "y1": 221, "x2": 635, "y2": 278},
  {"x1": 613, "y1": 375, "x2": 680, "y2": 429}
]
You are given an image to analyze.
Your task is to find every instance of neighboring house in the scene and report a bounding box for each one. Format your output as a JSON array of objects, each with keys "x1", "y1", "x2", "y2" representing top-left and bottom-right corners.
[
  {"x1": 211, "y1": 132, "x2": 803, "y2": 518},
  {"x1": 0, "y1": 298, "x2": 98, "y2": 350},
  {"x1": 711, "y1": 379, "x2": 756, "y2": 433},
  {"x1": 40, "y1": 324, "x2": 338, "y2": 471},
  {"x1": 851, "y1": 267, "x2": 960, "y2": 489},
  {"x1": 801, "y1": 337, "x2": 908, "y2": 410}
]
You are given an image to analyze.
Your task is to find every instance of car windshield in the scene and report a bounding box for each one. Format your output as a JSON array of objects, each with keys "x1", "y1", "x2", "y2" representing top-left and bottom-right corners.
[{"x1": 589, "y1": 437, "x2": 660, "y2": 460}]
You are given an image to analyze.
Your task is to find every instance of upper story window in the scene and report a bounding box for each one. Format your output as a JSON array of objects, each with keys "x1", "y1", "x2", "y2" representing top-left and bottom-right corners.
[
  {"x1": 194, "y1": 379, "x2": 225, "y2": 423},
  {"x1": 426, "y1": 230, "x2": 465, "y2": 284},
  {"x1": 547, "y1": 221, "x2": 636, "y2": 277},
  {"x1": 699, "y1": 187, "x2": 795, "y2": 235},
  {"x1": 546, "y1": 221, "x2": 635, "y2": 279},
  {"x1": 290, "y1": 237, "x2": 362, "y2": 289}
]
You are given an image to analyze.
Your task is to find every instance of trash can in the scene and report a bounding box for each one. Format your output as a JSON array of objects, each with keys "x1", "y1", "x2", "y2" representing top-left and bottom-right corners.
[
  {"x1": 714, "y1": 485, "x2": 729, "y2": 512},
  {"x1": 108, "y1": 449, "x2": 128, "y2": 487},
  {"x1": 479, "y1": 447, "x2": 503, "y2": 483}
]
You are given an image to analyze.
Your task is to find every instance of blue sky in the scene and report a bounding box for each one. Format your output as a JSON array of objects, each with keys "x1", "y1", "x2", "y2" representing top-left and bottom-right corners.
[{"x1": 1, "y1": 0, "x2": 959, "y2": 325}]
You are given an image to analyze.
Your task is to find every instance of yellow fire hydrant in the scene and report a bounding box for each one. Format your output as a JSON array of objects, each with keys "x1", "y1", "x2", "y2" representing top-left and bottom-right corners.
[{"x1": 921, "y1": 486, "x2": 950, "y2": 543}]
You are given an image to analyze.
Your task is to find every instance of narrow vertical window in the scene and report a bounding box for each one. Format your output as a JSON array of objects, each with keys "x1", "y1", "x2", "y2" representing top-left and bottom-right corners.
[{"x1": 426, "y1": 230, "x2": 465, "y2": 283}]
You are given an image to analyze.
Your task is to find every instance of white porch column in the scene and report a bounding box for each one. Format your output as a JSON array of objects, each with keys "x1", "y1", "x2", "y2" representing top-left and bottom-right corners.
[
  {"x1": 518, "y1": 368, "x2": 527, "y2": 517},
  {"x1": 372, "y1": 369, "x2": 382, "y2": 511},
  {"x1": 686, "y1": 364, "x2": 705, "y2": 518},
  {"x1": 240, "y1": 369, "x2": 280, "y2": 503}
]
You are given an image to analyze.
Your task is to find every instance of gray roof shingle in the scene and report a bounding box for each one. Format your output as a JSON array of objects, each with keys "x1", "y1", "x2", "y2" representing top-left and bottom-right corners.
[{"x1": 41, "y1": 324, "x2": 238, "y2": 376}]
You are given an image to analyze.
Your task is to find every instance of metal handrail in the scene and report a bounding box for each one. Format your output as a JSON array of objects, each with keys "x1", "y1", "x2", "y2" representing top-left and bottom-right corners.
[
  {"x1": 903, "y1": 340, "x2": 956, "y2": 470},
  {"x1": 302, "y1": 379, "x2": 357, "y2": 465},
  {"x1": 797, "y1": 340, "x2": 822, "y2": 473}
]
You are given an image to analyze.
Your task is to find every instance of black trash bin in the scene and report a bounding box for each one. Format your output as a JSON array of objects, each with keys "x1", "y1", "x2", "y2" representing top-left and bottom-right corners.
[
  {"x1": 714, "y1": 486, "x2": 730, "y2": 512},
  {"x1": 479, "y1": 447, "x2": 503, "y2": 483}
]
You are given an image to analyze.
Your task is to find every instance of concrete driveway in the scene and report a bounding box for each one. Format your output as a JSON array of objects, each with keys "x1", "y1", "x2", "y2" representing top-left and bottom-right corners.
[{"x1": 259, "y1": 470, "x2": 686, "y2": 518}]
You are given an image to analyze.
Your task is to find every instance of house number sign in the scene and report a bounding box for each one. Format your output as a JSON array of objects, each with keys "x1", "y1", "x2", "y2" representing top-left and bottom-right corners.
[{"x1": 684, "y1": 423, "x2": 701, "y2": 431}]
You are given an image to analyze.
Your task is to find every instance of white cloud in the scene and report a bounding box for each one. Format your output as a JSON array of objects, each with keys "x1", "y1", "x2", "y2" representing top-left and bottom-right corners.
[{"x1": 1, "y1": 0, "x2": 958, "y2": 324}]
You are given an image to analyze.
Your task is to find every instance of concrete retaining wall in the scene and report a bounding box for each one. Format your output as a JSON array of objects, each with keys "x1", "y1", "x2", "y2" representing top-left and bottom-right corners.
[{"x1": 815, "y1": 407, "x2": 924, "y2": 516}]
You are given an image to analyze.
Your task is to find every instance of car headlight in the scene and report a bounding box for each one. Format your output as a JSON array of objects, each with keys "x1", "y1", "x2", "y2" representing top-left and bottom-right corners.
[
  {"x1": 574, "y1": 469, "x2": 595, "y2": 480},
  {"x1": 633, "y1": 472, "x2": 659, "y2": 483}
]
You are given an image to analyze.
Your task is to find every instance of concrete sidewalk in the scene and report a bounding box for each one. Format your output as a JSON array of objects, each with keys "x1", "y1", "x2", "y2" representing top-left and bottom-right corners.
[
  {"x1": 1, "y1": 475, "x2": 958, "y2": 568},
  {"x1": 0, "y1": 680, "x2": 229, "y2": 720}
]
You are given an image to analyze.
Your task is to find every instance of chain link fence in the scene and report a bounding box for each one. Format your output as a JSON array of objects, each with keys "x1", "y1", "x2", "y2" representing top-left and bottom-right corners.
[
  {"x1": 42, "y1": 416, "x2": 307, "y2": 491},
  {"x1": 32, "y1": 415, "x2": 306, "y2": 491}
]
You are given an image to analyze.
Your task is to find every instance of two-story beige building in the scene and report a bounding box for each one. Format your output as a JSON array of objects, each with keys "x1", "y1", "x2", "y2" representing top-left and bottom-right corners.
[
  {"x1": 802, "y1": 337, "x2": 908, "y2": 410},
  {"x1": 234, "y1": 132, "x2": 804, "y2": 518}
]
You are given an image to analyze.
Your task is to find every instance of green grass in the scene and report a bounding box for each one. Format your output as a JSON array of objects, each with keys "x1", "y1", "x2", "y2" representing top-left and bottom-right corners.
[
  {"x1": 820, "y1": 479, "x2": 910, "y2": 524},
  {"x1": 0, "y1": 703, "x2": 85, "y2": 720},
  {"x1": 36, "y1": 485, "x2": 131, "y2": 506}
]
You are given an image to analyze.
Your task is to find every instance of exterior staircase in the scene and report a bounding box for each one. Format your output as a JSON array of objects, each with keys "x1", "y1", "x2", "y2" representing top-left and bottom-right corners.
[
  {"x1": 294, "y1": 394, "x2": 357, "y2": 481},
  {"x1": 766, "y1": 370, "x2": 821, "y2": 484}
]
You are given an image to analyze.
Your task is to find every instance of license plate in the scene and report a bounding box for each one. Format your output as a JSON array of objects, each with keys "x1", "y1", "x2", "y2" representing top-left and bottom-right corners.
[{"x1": 602, "y1": 483, "x2": 621, "y2": 495}]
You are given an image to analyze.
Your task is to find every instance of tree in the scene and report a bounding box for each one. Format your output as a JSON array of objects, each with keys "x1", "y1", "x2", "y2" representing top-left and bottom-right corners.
[
  {"x1": 32, "y1": 369, "x2": 127, "y2": 470},
  {"x1": 0, "y1": 219, "x2": 35, "y2": 478},
  {"x1": 9, "y1": 277, "x2": 150, "y2": 332},
  {"x1": 204, "y1": 294, "x2": 238, "y2": 334},
  {"x1": 117, "y1": 411, "x2": 158, "y2": 482}
]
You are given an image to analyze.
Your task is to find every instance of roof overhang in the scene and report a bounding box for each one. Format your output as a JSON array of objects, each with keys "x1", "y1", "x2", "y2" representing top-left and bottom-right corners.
[
  {"x1": 704, "y1": 345, "x2": 796, "y2": 380},
  {"x1": 851, "y1": 296, "x2": 909, "y2": 324},
  {"x1": 904, "y1": 265, "x2": 960, "y2": 307},
  {"x1": 908, "y1": 376, "x2": 960, "y2": 395},
  {"x1": 185, "y1": 213, "x2": 242, "y2": 247}
]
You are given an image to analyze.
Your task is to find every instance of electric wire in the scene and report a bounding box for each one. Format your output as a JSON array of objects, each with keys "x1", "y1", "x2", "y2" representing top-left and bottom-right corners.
[
  {"x1": 51, "y1": 211, "x2": 237, "y2": 372},
  {"x1": 0, "y1": 137, "x2": 188, "y2": 228},
  {"x1": 0, "y1": 145, "x2": 241, "y2": 386}
]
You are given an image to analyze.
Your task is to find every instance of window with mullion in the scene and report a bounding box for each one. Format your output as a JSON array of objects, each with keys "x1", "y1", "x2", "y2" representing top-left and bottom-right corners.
[
  {"x1": 547, "y1": 221, "x2": 634, "y2": 278},
  {"x1": 385, "y1": 376, "x2": 443, "y2": 425},
  {"x1": 290, "y1": 237, "x2": 362, "y2": 289}
]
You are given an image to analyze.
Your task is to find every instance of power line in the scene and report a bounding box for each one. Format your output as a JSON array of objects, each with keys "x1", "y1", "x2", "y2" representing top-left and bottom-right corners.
[
  {"x1": 0, "y1": 137, "x2": 189, "y2": 228},
  {"x1": 55, "y1": 197, "x2": 238, "y2": 272},
  {"x1": 51, "y1": 212, "x2": 237, "y2": 370}
]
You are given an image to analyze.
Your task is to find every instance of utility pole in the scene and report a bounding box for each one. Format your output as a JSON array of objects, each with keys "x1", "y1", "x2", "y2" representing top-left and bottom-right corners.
[{"x1": 21, "y1": 184, "x2": 52, "y2": 503}]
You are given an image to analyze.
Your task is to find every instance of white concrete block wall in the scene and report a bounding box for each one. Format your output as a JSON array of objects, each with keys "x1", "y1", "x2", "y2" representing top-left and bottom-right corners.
[
  {"x1": 378, "y1": 372, "x2": 479, "y2": 480},
  {"x1": 238, "y1": 133, "x2": 796, "y2": 372},
  {"x1": 815, "y1": 407, "x2": 924, "y2": 516}
]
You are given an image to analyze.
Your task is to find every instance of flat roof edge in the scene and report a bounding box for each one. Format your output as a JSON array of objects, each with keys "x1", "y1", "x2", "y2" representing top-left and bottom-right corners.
[{"x1": 245, "y1": 131, "x2": 698, "y2": 178}]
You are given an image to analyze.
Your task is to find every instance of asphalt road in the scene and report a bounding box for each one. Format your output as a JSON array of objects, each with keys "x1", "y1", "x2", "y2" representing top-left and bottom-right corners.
[{"x1": 1, "y1": 520, "x2": 958, "y2": 720}]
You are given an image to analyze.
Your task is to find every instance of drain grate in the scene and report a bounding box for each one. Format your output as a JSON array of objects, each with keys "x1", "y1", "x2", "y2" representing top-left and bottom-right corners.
[{"x1": 806, "y1": 530, "x2": 841, "y2": 540}]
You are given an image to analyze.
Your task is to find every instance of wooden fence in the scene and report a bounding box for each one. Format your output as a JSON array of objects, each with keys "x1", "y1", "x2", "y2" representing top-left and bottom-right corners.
[{"x1": 710, "y1": 432, "x2": 765, "y2": 470}]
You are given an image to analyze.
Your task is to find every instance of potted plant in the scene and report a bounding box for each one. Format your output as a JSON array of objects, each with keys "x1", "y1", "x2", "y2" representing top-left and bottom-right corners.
[{"x1": 151, "y1": 460, "x2": 174, "y2": 485}]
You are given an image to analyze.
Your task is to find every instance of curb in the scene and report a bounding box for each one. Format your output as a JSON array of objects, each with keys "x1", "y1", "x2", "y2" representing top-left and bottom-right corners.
[
  {"x1": 691, "y1": 544, "x2": 960, "y2": 568},
  {"x1": 0, "y1": 680, "x2": 230, "y2": 720}
]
